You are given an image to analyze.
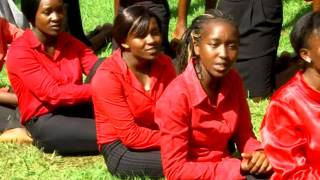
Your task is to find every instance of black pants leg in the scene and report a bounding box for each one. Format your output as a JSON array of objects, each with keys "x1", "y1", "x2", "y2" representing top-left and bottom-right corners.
[
  {"x1": 0, "y1": 105, "x2": 14, "y2": 132},
  {"x1": 102, "y1": 140, "x2": 163, "y2": 179},
  {"x1": 218, "y1": 0, "x2": 282, "y2": 97},
  {"x1": 25, "y1": 104, "x2": 98, "y2": 155},
  {"x1": 0, "y1": 105, "x2": 22, "y2": 132},
  {"x1": 246, "y1": 174, "x2": 270, "y2": 180},
  {"x1": 235, "y1": 54, "x2": 276, "y2": 97}
]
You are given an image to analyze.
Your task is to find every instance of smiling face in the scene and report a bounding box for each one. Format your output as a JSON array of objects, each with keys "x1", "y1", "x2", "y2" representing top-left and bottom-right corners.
[
  {"x1": 124, "y1": 17, "x2": 162, "y2": 61},
  {"x1": 34, "y1": 0, "x2": 64, "y2": 38},
  {"x1": 194, "y1": 19, "x2": 239, "y2": 78}
]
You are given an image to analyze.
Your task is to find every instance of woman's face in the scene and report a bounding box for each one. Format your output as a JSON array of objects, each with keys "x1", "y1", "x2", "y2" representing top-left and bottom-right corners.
[
  {"x1": 303, "y1": 31, "x2": 320, "y2": 73},
  {"x1": 35, "y1": 0, "x2": 64, "y2": 37},
  {"x1": 124, "y1": 17, "x2": 162, "y2": 61},
  {"x1": 194, "y1": 19, "x2": 239, "y2": 78}
]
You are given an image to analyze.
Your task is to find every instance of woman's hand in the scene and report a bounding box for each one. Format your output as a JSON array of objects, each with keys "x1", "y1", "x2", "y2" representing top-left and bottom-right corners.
[{"x1": 240, "y1": 150, "x2": 273, "y2": 175}]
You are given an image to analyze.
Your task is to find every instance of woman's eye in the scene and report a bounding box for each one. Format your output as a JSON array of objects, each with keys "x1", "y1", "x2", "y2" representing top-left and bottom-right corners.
[
  {"x1": 209, "y1": 43, "x2": 219, "y2": 48},
  {"x1": 228, "y1": 44, "x2": 238, "y2": 50},
  {"x1": 151, "y1": 30, "x2": 160, "y2": 36},
  {"x1": 43, "y1": 10, "x2": 50, "y2": 15}
]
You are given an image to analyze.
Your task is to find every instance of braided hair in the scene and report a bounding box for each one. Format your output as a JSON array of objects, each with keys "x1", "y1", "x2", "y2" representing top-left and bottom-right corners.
[{"x1": 176, "y1": 9, "x2": 238, "y2": 74}]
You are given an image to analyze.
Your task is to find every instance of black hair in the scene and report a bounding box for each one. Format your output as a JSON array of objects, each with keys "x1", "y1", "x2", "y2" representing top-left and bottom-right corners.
[
  {"x1": 290, "y1": 11, "x2": 320, "y2": 69},
  {"x1": 112, "y1": 6, "x2": 162, "y2": 49},
  {"x1": 176, "y1": 9, "x2": 239, "y2": 74},
  {"x1": 21, "y1": 0, "x2": 41, "y2": 26}
]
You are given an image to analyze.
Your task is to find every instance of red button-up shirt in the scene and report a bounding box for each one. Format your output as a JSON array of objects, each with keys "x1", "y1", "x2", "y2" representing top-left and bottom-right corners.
[
  {"x1": 6, "y1": 29, "x2": 97, "y2": 124},
  {"x1": 155, "y1": 60, "x2": 261, "y2": 180},
  {"x1": 261, "y1": 71, "x2": 320, "y2": 179},
  {"x1": 92, "y1": 49, "x2": 176, "y2": 150},
  {"x1": 0, "y1": 18, "x2": 23, "y2": 70}
]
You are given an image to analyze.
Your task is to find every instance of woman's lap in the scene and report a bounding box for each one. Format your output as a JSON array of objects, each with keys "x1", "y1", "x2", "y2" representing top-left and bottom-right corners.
[{"x1": 101, "y1": 140, "x2": 163, "y2": 178}]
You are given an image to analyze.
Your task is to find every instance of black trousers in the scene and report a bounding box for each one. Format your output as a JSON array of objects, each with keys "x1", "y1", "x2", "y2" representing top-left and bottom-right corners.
[
  {"x1": 0, "y1": 105, "x2": 22, "y2": 132},
  {"x1": 25, "y1": 103, "x2": 98, "y2": 155},
  {"x1": 218, "y1": 0, "x2": 283, "y2": 97},
  {"x1": 102, "y1": 140, "x2": 163, "y2": 178}
]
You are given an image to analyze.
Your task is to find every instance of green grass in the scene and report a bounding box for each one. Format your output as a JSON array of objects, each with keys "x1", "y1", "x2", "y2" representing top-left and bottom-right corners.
[{"x1": 0, "y1": 0, "x2": 311, "y2": 179}]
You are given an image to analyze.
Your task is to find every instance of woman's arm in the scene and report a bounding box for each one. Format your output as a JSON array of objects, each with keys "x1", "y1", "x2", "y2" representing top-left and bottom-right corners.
[
  {"x1": 172, "y1": 0, "x2": 190, "y2": 40},
  {"x1": 232, "y1": 74, "x2": 261, "y2": 153},
  {"x1": 6, "y1": 47, "x2": 91, "y2": 107},
  {"x1": 0, "y1": 91, "x2": 17, "y2": 106},
  {"x1": 155, "y1": 86, "x2": 245, "y2": 180},
  {"x1": 92, "y1": 68, "x2": 160, "y2": 149},
  {"x1": 114, "y1": 0, "x2": 120, "y2": 17},
  {"x1": 261, "y1": 100, "x2": 320, "y2": 179},
  {"x1": 71, "y1": 36, "x2": 98, "y2": 75}
]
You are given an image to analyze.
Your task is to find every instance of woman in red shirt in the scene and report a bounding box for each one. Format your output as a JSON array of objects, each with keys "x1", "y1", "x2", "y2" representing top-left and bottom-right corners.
[
  {"x1": 91, "y1": 6, "x2": 176, "y2": 178},
  {"x1": 6, "y1": 0, "x2": 99, "y2": 155},
  {"x1": 261, "y1": 12, "x2": 320, "y2": 179},
  {"x1": 0, "y1": 17, "x2": 32, "y2": 144},
  {"x1": 155, "y1": 10, "x2": 272, "y2": 179}
]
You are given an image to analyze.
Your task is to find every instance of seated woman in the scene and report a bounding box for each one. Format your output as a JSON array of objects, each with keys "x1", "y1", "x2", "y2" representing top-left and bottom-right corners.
[
  {"x1": 261, "y1": 12, "x2": 320, "y2": 179},
  {"x1": 91, "y1": 6, "x2": 176, "y2": 178},
  {"x1": 155, "y1": 10, "x2": 272, "y2": 179},
  {"x1": 0, "y1": 17, "x2": 32, "y2": 144},
  {"x1": 6, "y1": 0, "x2": 99, "y2": 155}
]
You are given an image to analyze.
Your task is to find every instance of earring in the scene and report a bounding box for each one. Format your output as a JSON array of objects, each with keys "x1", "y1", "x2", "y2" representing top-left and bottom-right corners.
[
  {"x1": 305, "y1": 57, "x2": 312, "y2": 63},
  {"x1": 121, "y1": 43, "x2": 129, "y2": 49}
]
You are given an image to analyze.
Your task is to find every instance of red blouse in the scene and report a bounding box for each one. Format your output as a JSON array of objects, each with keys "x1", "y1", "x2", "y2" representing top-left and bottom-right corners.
[
  {"x1": 91, "y1": 49, "x2": 176, "y2": 150},
  {"x1": 0, "y1": 18, "x2": 23, "y2": 70},
  {"x1": 155, "y1": 60, "x2": 261, "y2": 180},
  {"x1": 261, "y1": 71, "x2": 320, "y2": 179},
  {"x1": 6, "y1": 29, "x2": 97, "y2": 124}
]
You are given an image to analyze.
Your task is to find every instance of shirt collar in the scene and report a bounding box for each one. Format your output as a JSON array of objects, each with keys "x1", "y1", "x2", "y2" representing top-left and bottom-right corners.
[
  {"x1": 297, "y1": 71, "x2": 320, "y2": 102},
  {"x1": 182, "y1": 59, "x2": 232, "y2": 107},
  {"x1": 182, "y1": 59, "x2": 208, "y2": 107},
  {"x1": 24, "y1": 29, "x2": 72, "y2": 60},
  {"x1": 110, "y1": 48, "x2": 168, "y2": 93},
  {"x1": 24, "y1": 29, "x2": 71, "y2": 49}
]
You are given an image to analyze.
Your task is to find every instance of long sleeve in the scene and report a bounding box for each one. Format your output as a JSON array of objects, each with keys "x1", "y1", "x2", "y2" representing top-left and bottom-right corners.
[
  {"x1": 92, "y1": 69, "x2": 160, "y2": 150},
  {"x1": 7, "y1": 47, "x2": 91, "y2": 107},
  {"x1": 233, "y1": 78, "x2": 261, "y2": 153},
  {"x1": 74, "y1": 38, "x2": 97, "y2": 75},
  {"x1": 156, "y1": 90, "x2": 245, "y2": 180},
  {"x1": 261, "y1": 100, "x2": 320, "y2": 179},
  {"x1": 0, "y1": 18, "x2": 23, "y2": 69}
]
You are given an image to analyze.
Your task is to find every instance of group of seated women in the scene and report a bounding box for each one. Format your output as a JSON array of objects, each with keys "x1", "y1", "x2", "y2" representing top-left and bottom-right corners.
[{"x1": 1, "y1": 0, "x2": 319, "y2": 179}]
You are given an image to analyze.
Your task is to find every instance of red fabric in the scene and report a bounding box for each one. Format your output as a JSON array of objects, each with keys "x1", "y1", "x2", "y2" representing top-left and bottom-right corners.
[
  {"x1": 155, "y1": 60, "x2": 261, "y2": 180},
  {"x1": 0, "y1": 18, "x2": 23, "y2": 70},
  {"x1": 92, "y1": 49, "x2": 176, "y2": 150},
  {"x1": 6, "y1": 29, "x2": 97, "y2": 124},
  {"x1": 261, "y1": 71, "x2": 320, "y2": 179}
]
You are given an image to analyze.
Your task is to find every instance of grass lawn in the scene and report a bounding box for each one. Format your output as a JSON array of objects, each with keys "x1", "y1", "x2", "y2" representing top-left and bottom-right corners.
[{"x1": 0, "y1": 0, "x2": 311, "y2": 179}]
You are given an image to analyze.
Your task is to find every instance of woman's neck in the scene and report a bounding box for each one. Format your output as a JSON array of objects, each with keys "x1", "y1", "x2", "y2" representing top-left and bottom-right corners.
[
  {"x1": 122, "y1": 51, "x2": 153, "y2": 74},
  {"x1": 122, "y1": 51, "x2": 153, "y2": 91},
  {"x1": 32, "y1": 28, "x2": 57, "y2": 47},
  {"x1": 303, "y1": 68, "x2": 320, "y2": 92},
  {"x1": 196, "y1": 62, "x2": 221, "y2": 103}
]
